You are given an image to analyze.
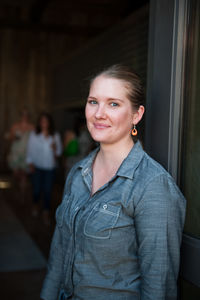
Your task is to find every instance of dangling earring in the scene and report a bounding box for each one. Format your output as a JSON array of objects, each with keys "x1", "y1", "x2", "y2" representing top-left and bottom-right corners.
[{"x1": 131, "y1": 125, "x2": 137, "y2": 136}]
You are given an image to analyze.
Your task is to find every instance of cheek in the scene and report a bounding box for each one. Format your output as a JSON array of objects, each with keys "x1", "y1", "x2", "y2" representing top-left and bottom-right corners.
[
  {"x1": 85, "y1": 106, "x2": 92, "y2": 129},
  {"x1": 85, "y1": 105, "x2": 94, "y2": 121},
  {"x1": 115, "y1": 110, "x2": 133, "y2": 125}
]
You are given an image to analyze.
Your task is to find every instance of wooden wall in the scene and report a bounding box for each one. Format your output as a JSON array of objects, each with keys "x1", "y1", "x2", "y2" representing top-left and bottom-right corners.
[{"x1": 0, "y1": 28, "x2": 86, "y2": 171}]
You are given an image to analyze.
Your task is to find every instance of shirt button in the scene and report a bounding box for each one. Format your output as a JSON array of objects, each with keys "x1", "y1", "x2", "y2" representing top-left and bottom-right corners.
[
  {"x1": 84, "y1": 168, "x2": 88, "y2": 174},
  {"x1": 103, "y1": 204, "x2": 107, "y2": 210}
]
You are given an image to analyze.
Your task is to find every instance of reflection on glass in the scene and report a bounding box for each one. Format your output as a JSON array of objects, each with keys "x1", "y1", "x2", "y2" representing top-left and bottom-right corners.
[{"x1": 180, "y1": 0, "x2": 200, "y2": 238}]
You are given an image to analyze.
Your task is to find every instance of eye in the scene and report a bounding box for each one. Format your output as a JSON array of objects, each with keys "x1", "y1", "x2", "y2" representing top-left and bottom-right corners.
[
  {"x1": 110, "y1": 102, "x2": 119, "y2": 107},
  {"x1": 88, "y1": 99, "x2": 97, "y2": 105}
]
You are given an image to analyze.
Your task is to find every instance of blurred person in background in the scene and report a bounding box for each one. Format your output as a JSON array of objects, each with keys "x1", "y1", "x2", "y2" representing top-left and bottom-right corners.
[
  {"x1": 63, "y1": 119, "x2": 93, "y2": 176},
  {"x1": 75, "y1": 116, "x2": 95, "y2": 159},
  {"x1": 7, "y1": 108, "x2": 34, "y2": 202},
  {"x1": 26, "y1": 112, "x2": 62, "y2": 226},
  {"x1": 63, "y1": 129, "x2": 79, "y2": 175}
]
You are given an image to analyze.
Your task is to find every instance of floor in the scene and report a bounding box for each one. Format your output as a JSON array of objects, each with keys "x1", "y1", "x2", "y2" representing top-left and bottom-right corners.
[{"x1": 0, "y1": 177, "x2": 64, "y2": 300}]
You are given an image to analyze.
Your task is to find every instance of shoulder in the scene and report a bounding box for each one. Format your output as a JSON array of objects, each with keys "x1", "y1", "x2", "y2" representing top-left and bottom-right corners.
[
  {"x1": 135, "y1": 151, "x2": 186, "y2": 208},
  {"x1": 28, "y1": 131, "x2": 41, "y2": 142},
  {"x1": 144, "y1": 149, "x2": 168, "y2": 173},
  {"x1": 132, "y1": 148, "x2": 185, "y2": 199},
  {"x1": 29, "y1": 130, "x2": 37, "y2": 138},
  {"x1": 136, "y1": 149, "x2": 172, "y2": 184}
]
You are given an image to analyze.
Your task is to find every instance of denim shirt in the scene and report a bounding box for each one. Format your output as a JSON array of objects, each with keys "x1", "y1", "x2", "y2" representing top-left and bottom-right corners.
[{"x1": 41, "y1": 141, "x2": 186, "y2": 300}]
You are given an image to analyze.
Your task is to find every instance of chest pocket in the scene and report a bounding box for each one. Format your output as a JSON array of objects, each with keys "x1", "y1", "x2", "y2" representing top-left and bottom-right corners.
[{"x1": 84, "y1": 202, "x2": 120, "y2": 239}]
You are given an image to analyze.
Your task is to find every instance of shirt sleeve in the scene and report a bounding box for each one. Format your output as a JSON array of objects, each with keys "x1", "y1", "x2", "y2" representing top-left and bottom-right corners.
[
  {"x1": 40, "y1": 166, "x2": 76, "y2": 300},
  {"x1": 40, "y1": 226, "x2": 63, "y2": 300},
  {"x1": 54, "y1": 133, "x2": 63, "y2": 157},
  {"x1": 134, "y1": 174, "x2": 186, "y2": 300}
]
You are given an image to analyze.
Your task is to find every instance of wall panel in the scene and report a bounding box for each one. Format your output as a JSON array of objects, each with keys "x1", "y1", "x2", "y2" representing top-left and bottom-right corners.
[
  {"x1": 53, "y1": 5, "x2": 149, "y2": 116},
  {"x1": 0, "y1": 28, "x2": 86, "y2": 171}
]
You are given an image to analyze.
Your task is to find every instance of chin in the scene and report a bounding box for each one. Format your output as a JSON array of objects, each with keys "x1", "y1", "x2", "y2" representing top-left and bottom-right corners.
[
  {"x1": 91, "y1": 136, "x2": 105, "y2": 143},
  {"x1": 90, "y1": 133, "x2": 109, "y2": 143}
]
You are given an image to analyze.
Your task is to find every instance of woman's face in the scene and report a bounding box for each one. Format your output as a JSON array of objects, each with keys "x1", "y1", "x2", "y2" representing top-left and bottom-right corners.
[
  {"x1": 85, "y1": 75, "x2": 138, "y2": 146},
  {"x1": 40, "y1": 116, "x2": 49, "y2": 131}
]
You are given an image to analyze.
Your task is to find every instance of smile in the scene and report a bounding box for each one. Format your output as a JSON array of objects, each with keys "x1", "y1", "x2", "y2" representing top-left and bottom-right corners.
[{"x1": 94, "y1": 123, "x2": 110, "y2": 129}]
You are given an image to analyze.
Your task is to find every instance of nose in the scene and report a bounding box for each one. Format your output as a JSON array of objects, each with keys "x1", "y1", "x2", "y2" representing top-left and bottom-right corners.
[{"x1": 95, "y1": 103, "x2": 106, "y2": 119}]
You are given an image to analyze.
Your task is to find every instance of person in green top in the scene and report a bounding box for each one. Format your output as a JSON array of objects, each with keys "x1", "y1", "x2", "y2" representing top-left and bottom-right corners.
[
  {"x1": 63, "y1": 130, "x2": 79, "y2": 174},
  {"x1": 63, "y1": 129, "x2": 79, "y2": 157}
]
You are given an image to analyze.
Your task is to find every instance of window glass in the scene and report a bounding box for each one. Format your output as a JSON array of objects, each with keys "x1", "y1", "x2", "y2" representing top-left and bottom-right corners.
[{"x1": 180, "y1": 0, "x2": 200, "y2": 238}]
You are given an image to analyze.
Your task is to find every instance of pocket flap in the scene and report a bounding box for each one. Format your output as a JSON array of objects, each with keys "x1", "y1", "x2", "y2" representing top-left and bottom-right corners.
[{"x1": 84, "y1": 202, "x2": 120, "y2": 239}]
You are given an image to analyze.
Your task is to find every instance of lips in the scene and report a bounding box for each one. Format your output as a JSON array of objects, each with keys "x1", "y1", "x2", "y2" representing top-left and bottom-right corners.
[{"x1": 94, "y1": 123, "x2": 110, "y2": 129}]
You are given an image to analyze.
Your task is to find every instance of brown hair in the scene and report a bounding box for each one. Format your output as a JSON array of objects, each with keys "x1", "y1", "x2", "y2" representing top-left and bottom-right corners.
[
  {"x1": 90, "y1": 64, "x2": 145, "y2": 110},
  {"x1": 36, "y1": 112, "x2": 55, "y2": 136}
]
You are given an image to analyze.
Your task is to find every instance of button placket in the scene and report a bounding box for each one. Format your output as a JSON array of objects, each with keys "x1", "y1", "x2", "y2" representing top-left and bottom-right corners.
[{"x1": 65, "y1": 205, "x2": 81, "y2": 290}]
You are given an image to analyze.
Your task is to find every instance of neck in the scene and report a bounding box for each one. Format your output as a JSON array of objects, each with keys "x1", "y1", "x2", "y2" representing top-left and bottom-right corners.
[{"x1": 98, "y1": 137, "x2": 134, "y2": 168}]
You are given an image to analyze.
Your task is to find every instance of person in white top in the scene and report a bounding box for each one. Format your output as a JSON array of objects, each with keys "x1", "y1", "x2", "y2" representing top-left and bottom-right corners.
[
  {"x1": 26, "y1": 112, "x2": 62, "y2": 225},
  {"x1": 6, "y1": 108, "x2": 34, "y2": 201}
]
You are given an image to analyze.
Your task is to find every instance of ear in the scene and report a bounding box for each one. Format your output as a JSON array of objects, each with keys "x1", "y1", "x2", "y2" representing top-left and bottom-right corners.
[{"x1": 132, "y1": 105, "x2": 145, "y2": 125}]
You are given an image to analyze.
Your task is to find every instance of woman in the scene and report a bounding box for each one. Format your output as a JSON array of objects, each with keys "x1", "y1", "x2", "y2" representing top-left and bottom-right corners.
[
  {"x1": 41, "y1": 65, "x2": 186, "y2": 299},
  {"x1": 7, "y1": 108, "x2": 34, "y2": 201},
  {"x1": 26, "y1": 112, "x2": 62, "y2": 225}
]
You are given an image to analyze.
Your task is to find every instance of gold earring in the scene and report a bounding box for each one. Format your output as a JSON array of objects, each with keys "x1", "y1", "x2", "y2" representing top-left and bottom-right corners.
[{"x1": 131, "y1": 125, "x2": 137, "y2": 136}]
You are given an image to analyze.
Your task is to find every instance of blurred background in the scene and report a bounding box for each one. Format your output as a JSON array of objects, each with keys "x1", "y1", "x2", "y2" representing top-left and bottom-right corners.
[{"x1": 0, "y1": 0, "x2": 149, "y2": 173}]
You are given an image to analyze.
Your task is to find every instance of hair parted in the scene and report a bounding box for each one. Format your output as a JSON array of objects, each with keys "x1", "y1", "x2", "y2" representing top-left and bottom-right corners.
[{"x1": 90, "y1": 64, "x2": 145, "y2": 110}]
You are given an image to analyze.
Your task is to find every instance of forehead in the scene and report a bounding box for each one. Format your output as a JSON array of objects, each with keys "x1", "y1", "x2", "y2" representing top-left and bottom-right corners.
[{"x1": 89, "y1": 75, "x2": 129, "y2": 99}]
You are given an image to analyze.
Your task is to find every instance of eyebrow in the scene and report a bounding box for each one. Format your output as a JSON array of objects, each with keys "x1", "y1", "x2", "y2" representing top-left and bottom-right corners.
[
  {"x1": 87, "y1": 96, "x2": 124, "y2": 103},
  {"x1": 108, "y1": 98, "x2": 124, "y2": 103},
  {"x1": 87, "y1": 96, "x2": 96, "y2": 99}
]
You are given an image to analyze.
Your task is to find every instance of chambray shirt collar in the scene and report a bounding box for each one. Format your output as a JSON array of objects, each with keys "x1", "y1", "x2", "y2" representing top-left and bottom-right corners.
[
  {"x1": 117, "y1": 141, "x2": 145, "y2": 179},
  {"x1": 78, "y1": 141, "x2": 145, "y2": 180}
]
